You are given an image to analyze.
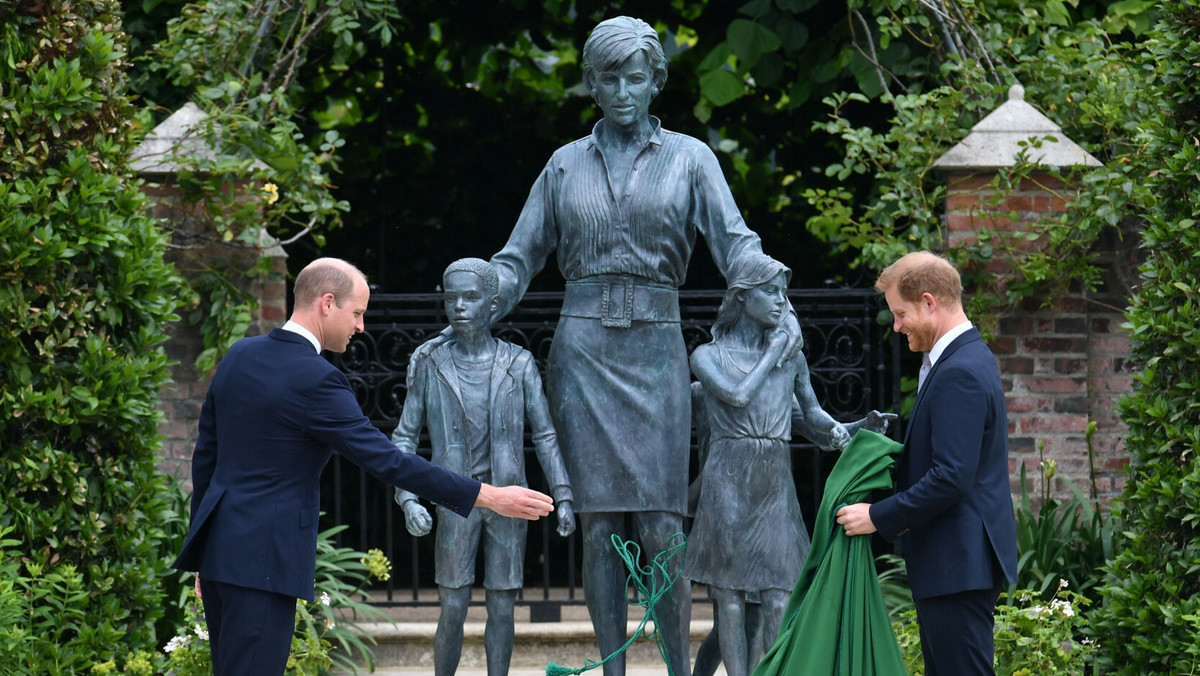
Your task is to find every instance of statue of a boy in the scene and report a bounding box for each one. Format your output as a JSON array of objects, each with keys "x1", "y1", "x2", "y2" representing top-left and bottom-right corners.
[{"x1": 391, "y1": 257, "x2": 576, "y2": 676}]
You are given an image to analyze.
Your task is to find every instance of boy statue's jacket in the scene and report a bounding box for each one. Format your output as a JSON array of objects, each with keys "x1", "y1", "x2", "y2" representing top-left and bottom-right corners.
[{"x1": 393, "y1": 340, "x2": 574, "y2": 507}]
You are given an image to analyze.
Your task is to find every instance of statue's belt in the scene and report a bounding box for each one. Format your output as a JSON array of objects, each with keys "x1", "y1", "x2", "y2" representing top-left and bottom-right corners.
[{"x1": 561, "y1": 276, "x2": 680, "y2": 327}]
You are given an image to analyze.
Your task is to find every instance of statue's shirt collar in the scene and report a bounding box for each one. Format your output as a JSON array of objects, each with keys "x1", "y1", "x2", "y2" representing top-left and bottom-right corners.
[{"x1": 588, "y1": 116, "x2": 664, "y2": 154}]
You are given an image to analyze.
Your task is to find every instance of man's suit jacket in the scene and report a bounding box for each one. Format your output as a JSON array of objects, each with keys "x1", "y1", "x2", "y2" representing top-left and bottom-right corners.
[
  {"x1": 392, "y1": 340, "x2": 573, "y2": 506},
  {"x1": 173, "y1": 328, "x2": 479, "y2": 601},
  {"x1": 869, "y1": 328, "x2": 1018, "y2": 600}
]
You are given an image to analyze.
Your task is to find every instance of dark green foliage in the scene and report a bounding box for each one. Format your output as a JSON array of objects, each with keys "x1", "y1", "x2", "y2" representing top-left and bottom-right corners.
[
  {"x1": 1093, "y1": 2, "x2": 1200, "y2": 673},
  {"x1": 200, "y1": 0, "x2": 877, "y2": 290},
  {"x1": 152, "y1": 478, "x2": 198, "y2": 649},
  {"x1": 0, "y1": 0, "x2": 184, "y2": 667},
  {"x1": 0, "y1": 525, "x2": 93, "y2": 673},
  {"x1": 795, "y1": 0, "x2": 1159, "y2": 327},
  {"x1": 1014, "y1": 455, "x2": 1114, "y2": 605}
]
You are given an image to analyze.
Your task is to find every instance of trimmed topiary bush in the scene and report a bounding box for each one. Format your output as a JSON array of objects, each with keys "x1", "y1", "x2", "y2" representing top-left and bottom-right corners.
[
  {"x1": 1093, "y1": 2, "x2": 1200, "y2": 673},
  {"x1": 0, "y1": 0, "x2": 184, "y2": 670}
]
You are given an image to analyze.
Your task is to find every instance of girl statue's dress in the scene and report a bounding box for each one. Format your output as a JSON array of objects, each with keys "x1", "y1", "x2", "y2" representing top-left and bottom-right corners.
[{"x1": 684, "y1": 344, "x2": 812, "y2": 592}]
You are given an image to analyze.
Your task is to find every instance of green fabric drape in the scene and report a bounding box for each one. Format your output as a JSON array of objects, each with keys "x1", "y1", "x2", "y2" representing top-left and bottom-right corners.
[{"x1": 752, "y1": 429, "x2": 908, "y2": 676}]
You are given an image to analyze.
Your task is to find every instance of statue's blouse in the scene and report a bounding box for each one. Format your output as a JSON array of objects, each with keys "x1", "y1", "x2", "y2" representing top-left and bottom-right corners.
[{"x1": 491, "y1": 117, "x2": 762, "y2": 315}]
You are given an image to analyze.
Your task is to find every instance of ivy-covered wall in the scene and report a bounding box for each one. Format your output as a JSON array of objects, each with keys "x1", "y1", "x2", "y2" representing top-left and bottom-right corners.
[
  {"x1": 939, "y1": 162, "x2": 1133, "y2": 502},
  {"x1": 139, "y1": 177, "x2": 289, "y2": 484}
]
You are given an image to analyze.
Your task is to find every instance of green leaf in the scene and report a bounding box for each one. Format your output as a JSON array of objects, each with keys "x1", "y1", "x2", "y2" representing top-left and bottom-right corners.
[
  {"x1": 751, "y1": 52, "x2": 785, "y2": 88},
  {"x1": 727, "y1": 19, "x2": 781, "y2": 70},
  {"x1": 1043, "y1": 0, "x2": 1071, "y2": 26},
  {"x1": 737, "y1": 0, "x2": 772, "y2": 17},
  {"x1": 700, "y1": 69, "x2": 746, "y2": 107},
  {"x1": 697, "y1": 42, "x2": 733, "y2": 72},
  {"x1": 775, "y1": 15, "x2": 810, "y2": 51}
]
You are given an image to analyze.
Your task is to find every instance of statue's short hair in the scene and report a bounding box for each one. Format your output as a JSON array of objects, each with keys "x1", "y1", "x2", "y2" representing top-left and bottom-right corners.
[
  {"x1": 294, "y1": 258, "x2": 365, "y2": 307},
  {"x1": 443, "y1": 257, "x2": 499, "y2": 298},
  {"x1": 874, "y1": 251, "x2": 962, "y2": 306},
  {"x1": 582, "y1": 16, "x2": 668, "y2": 95}
]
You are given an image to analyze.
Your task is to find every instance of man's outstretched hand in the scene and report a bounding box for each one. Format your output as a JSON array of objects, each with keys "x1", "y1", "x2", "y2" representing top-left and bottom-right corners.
[{"x1": 476, "y1": 484, "x2": 554, "y2": 520}]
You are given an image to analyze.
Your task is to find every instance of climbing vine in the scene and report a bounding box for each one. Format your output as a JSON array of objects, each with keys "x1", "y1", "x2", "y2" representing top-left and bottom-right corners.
[
  {"x1": 792, "y1": 1, "x2": 1156, "y2": 325},
  {"x1": 131, "y1": 0, "x2": 399, "y2": 370}
]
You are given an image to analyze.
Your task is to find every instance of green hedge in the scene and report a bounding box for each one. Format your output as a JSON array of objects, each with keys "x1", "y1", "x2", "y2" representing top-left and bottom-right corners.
[
  {"x1": 1094, "y1": 1, "x2": 1200, "y2": 673},
  {"x1": 0, "y1": 1, "x2": 184, "y2": 670}
]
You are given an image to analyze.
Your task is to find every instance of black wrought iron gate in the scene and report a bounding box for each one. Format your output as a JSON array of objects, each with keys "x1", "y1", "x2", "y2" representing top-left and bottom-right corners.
[{"x1": 322, "y1": 288, "x2": 906, "y2": 614}]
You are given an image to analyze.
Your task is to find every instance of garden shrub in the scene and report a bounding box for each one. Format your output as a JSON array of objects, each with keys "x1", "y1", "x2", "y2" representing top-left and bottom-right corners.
[
  {"x1": 0, "y1": 0, "x2": 183, "y2": 669},
  {"x1": 92, "y1": 522, "x2": 392, "y2": 675},
  {"x1": 892, "y1": 582, "x2": 1095, "y2": 675},
  {"x1": 1013, "y1": 440, "x2": 1114, "y2": 605},
  {"x1": 1092, "y1": 1, "x2": 1200, "y2": 673}
]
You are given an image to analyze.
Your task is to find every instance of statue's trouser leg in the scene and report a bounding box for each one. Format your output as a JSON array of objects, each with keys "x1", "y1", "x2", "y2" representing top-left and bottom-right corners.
[
  {"x1": 690, "y1": 604, "x2": 722, "y2": 676},
  {"x1": 484, "y1": 588, "x2": 518, "y2": 676},
  {"x1": 435, "y1": 585, "x2": 471, "y2": 676},
  {"x1": 745, "y1": 597, "x2": 764, "y2": 668},
  {"x1": 711, "y1": 587, "x2": 748, "y2": 676},
  {"x1": 756, "y1": 588, "x2": 789, "y2": 660},
  {"x1": 634, "y1": 510, "x2": 690, "y2": 676},
  {"x1": 580, "y1": 512, "x2": 629, "y2": 676}
]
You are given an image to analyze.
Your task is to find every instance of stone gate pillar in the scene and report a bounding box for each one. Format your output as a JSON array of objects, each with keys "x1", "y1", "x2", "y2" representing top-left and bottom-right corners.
[
  {"x1": 931, "y1": 85, "x2": 1130, "y2": 501},
  {"x1": 131, "y1": 103, "x2": 288, "y2": 486}
]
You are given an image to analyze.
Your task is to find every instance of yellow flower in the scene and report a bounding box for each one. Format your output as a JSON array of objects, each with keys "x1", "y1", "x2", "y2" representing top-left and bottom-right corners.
[
  {"x1": 262, "y1": 182, "x2": 280, "y2": 205},
  {"x1": 362, "y1": 548, "x2": 392, "y2": 581},
  {"x1": 126, "y1": 652, "x2": 156, "y2": 676}
]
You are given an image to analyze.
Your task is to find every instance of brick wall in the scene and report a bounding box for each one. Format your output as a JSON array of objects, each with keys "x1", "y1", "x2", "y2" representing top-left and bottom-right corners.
[
  {"x1": 145, "y1": 179, "x2": 288, "y2": 487},
  {"x1": 943, "y1": 170, "x2": 1131, "y2": 502},
  {"x1": 994, "y1": 298, "x2": 1131, "y2": 501}
]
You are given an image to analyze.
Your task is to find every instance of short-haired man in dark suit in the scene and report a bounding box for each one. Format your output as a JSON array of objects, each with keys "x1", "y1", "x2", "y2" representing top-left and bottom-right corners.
[
  {"x1": 173, "y1": 257, "x2": 554, "y2": 675},
  {"x1": 835, "y1": 250, "x2": 1017, "y2": 675}
]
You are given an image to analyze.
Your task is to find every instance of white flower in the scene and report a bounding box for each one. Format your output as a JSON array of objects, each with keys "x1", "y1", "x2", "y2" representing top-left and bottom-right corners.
[
  {"x1": 1060, "y1": 579, "x2": 1069, "y2": 589},
  {"x1": 164, "y1": 635, "x2": 189, "y2": 653},
  {"x1": 320, "y1": 592, "x2": 331, "y2": 606},
  {"x1": 1051, "y1": 599, "x2": 1075, "y2": 617},
  {"x1": 194, "y1": 623, "x2": 210, "y2": 641},
  {"x1": 325, "y1": 618, "x2": 336, "y2": 630}
]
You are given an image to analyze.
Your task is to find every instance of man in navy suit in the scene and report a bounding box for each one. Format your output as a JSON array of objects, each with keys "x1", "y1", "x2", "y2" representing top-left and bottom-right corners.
[
  {"x1": 836, "y1": 251, "x2": 1017, "y2": 675},
  {"x1": 173, "y1": 257, "x2": 555, "y2": 676}
]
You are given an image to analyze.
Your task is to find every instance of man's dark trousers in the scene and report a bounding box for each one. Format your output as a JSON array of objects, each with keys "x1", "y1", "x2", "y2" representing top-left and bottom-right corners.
[
  {"x1": 201, "y1": 578, "x2": 296, "y2": 675},
  {"x1": 915, "y1": 584, "x2": 1002, "y2": 676}
]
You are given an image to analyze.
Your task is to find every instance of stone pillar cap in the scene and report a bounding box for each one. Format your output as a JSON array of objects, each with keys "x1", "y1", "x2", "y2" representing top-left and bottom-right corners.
[
  {"x1": 130, "y1": 102, "x2": 269, "y2": 176},
  {"x1": 933, "y1": 84, "x2": 1102, "y2": 170}
]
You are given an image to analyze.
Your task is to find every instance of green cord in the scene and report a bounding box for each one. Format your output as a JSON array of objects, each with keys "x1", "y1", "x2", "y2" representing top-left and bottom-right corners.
[{"x1": 546, "y1": 532, "x2": 688, "y2": 676}]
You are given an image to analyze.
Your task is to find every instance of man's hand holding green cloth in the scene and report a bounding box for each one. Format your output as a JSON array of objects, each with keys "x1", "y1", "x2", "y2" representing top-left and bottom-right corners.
[{"x1": 752, "y1": 429, "x2": 908, "y2": 676}]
